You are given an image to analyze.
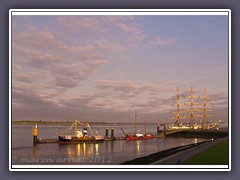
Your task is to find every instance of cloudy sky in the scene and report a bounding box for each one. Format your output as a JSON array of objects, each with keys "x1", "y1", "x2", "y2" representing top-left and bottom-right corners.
[{"x1": 11, "y1": 13, "x2": 229, "y2": 123}]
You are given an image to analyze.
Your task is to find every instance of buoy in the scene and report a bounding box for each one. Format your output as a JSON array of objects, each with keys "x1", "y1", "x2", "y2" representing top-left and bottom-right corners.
[{"x1": 32, "y1": 124, "x2": 38, "y2": 146}]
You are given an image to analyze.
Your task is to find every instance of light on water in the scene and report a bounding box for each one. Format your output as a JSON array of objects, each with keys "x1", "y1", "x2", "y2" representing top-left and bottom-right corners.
[{"x1": 12, "y1": 124, "x2": 210, "y2": 165}]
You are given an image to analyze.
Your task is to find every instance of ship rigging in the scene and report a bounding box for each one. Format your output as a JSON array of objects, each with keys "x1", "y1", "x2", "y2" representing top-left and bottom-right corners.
[{"x1": 168, "y1": 86, "x2": 216, "y2": 130}]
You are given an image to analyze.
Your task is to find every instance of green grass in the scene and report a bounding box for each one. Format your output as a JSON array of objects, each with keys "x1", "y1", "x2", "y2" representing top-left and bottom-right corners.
[{"x1": 182, "y1": 140, "x2": 229, "y2": 165}]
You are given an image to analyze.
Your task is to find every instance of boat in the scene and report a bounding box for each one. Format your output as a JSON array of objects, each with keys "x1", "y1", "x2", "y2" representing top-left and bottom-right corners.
[
  {"x1": 166, "y1": 86, "x2": 217, "y2": 130},
  {"x1": 121, "y1": 111, "x2": 153, "y2": 141},
  {"x1": 126, "y1": 132, "x2": 153, "y2": 141},
  {"x1": 58, "y1": 120, "x2": 104, "y2": 143}
]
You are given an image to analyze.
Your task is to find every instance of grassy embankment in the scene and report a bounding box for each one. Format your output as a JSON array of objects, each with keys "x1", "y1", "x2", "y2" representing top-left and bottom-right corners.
[{"x1": 182, "y1": 140, "x2": 229, "y2": 165}]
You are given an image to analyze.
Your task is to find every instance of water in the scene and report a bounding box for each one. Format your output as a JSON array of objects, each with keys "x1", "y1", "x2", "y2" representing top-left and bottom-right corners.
[{"x1": 12, "y1": 124, "x2": 209, "y2": 165}]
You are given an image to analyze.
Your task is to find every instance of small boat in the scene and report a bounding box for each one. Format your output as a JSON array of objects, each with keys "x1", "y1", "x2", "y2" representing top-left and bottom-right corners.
[
  {"x1": 126, "y1": 132, "x2": 153, "y2": 141},
  {"x1": 58, "y1": 120, "x2": 104, "y2": 143},
  {"x1": 122, "y1": 111, "x2": 153, "y2": 141}
]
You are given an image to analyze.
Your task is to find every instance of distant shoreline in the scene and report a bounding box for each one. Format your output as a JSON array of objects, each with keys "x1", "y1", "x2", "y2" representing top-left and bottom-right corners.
[{"x1": 12, "y1": 120, "x2": 161, "y2": 126}]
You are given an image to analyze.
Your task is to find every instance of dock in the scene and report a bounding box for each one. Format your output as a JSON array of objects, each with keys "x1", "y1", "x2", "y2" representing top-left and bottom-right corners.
[
  {"x1": 36, "y1": 136, "x2": 127, "y2": 144},
  {"x1": 164, "y1": 128, "x2": 228, "y2": 139},
  {"x1": 32, "y1": 123, "x2": 228, "y2": 146},
  {"x1": 37, "y1": 138, "x2": 59, "y2": 143}
]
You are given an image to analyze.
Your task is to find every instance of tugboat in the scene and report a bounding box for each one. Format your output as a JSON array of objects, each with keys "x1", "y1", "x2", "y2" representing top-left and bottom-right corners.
[
  {"x1": 58, "y1": 120, "x2": 104, "y2": 143},
  {"x1": 121, "y1": 111, "x2": 153, "y2": 141}
]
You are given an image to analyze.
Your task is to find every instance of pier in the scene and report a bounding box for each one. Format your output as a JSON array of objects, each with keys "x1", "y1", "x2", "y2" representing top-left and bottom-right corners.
[
  {"x1": 32, "y1": 123, "x2": 228, "y2": 146},
  {"x1": 37, "y1": 138, "x2": 59, "y2": 143},
  {"x1": 164, "y1": 128, "x2": 228, "y2": 139}
]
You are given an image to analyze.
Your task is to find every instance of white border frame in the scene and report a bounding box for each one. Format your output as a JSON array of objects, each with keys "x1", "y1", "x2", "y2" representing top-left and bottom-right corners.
[{"x1": 9, "y1": 9, "x2": 231, "y2": 171}]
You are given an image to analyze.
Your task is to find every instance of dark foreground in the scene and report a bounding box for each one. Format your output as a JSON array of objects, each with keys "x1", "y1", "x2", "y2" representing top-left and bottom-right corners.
[
  {"x1": 120, "y1": 140, "x2": 211, "y2": 164},
  {"x1": 121, "y1": 136, "x2": 229, "y2": 165}
]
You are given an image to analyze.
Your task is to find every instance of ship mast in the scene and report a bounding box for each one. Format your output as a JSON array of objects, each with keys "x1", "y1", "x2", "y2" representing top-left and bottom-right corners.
[
  {"x1": 168, "y1": 86, "x2": 215, "y2": 129},
  {"x1": 184, "y1": 86, "x2": 202, "y2": 127},
  {"x1": 201, "y1": 88, "x2": 214, "y2": 128},
  {"x1": 74, "y1": 120, "x2": 78, "y2": 137},
  {"x1": 134, "y1": 110, "x2": 137, "y2": 133},
  {"x1": 169, "y1": 87, "x2": 186, "y2": 126}
]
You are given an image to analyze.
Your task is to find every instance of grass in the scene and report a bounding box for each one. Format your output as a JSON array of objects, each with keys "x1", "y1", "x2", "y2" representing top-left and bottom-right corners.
[{"x1": 182, "y1": 140, "x2": 229, "y2": 165}]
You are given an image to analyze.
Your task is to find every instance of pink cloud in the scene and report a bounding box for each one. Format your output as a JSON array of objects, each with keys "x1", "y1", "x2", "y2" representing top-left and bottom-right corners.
[
  {"x1": 96, "y1": 80, "x2": 138, "y2": 93},
  {"x1": 12, "y1": 25, "x2": 109, "y2": 90},
  {"x1": 210, "y1": 92, "x2": 228, "y2": 108},
  {"x1": 95, "y1": 39, "x2": 126, "y2": 52},
  {"x1": 12, "y1": 63, "x2": 21, "y2": 71},
  {"x1": 150, "y1": 36, "x2": 176, "y2": 45},
  {"x1": 57, "y1": 16, "x2": 107, "y2": 33},
  {"x1": 54, "y1": 75, "x2": 78, "y2": 88},
  {"x1": 14, "y1": 72, "x2": 41, "y2": 83}
]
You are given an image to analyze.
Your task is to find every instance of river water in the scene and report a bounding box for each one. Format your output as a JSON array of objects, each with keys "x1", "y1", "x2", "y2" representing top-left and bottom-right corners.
[{"x1": 11, "y1": 124, "x2": 209, "y2": 165}]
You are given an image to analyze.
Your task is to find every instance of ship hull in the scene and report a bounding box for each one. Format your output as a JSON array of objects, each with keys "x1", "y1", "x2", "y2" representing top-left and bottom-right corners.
[
  {"x1": 126, "y1": 135, "x2": 153, "y2": 141},
  {"x1": 58, "y1": 135, "x2": 104, "y2": 144}
]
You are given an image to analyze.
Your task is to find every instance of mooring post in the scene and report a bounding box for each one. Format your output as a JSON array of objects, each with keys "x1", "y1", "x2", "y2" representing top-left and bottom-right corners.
[
  {"x1": 105, "y1": 128, "x2": 109, "y2": 137},
  {"x1": 32, "y1": 124, "x2": 38, "y2": 146},
  {"x1": 163, "y1": 126, "x2": 166, "y2": 136},
  {"x1": 157, "y1": 124, "x2": 160, "y2": 134},
  {"x1": 111, "y1": 128, "x2": 114, "y2": 138}
]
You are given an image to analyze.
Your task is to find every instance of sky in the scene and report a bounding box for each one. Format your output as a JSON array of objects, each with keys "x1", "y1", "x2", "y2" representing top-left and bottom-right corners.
[{"x1": 11, "y1": 13, "x2": 229, "y2": 123}]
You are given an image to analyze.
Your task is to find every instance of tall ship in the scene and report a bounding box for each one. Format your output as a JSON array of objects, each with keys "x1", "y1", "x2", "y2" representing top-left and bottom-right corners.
[
  {"x1": 121, "y1": 110, "x2": 153, "y2": 141},
  {"x1": 58, "y1": 120, "x2": 104, "y2": 143},
  {"x1": 167, "y1": 86, "x2": 220, "y2": 130}
]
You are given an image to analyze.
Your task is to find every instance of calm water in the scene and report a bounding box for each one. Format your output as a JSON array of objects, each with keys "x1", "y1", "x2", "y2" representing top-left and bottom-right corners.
[{"x1": 12, "y1": 124, "x2": 209, "y2": 165}]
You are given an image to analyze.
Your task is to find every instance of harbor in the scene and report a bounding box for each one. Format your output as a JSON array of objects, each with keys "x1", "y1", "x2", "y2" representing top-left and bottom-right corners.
[
  {"x1": 29, "y1": 86, "x2": 228, "y2": 146},
  {"x1": 33, "y1": 123, "x2": 228, "y2": 145},
  {"x1": 11, "y1": 86, "x2": 229, "y2": 166},
  {"x1": 12, "y1": 122, "x2": 228, "y2": 165}
]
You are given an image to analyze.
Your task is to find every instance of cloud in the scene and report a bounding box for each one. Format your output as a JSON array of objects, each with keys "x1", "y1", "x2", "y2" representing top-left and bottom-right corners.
[
  {"x1": 14, "y1": 72, "x2": 41, "y2": 83},
  {"x1": 150, "y1": 36, "x2": 176, "y2": 46},
  {"x1": 54, "y1": 75, "x2": 78, "y2": 88},
  {"x1": 93, "y1": 79, "x2": 173, "y2": 113},
  {"x1": 96, "y1": 80, "x2": 138, "y2": 93},
  {"x1": 12, "y1": 83, "x2": 97, "y2": 121},
  {"x1": 12, "y1": 42, "x2": 65, "y2": 68},
  {"x1": 96, "y1": 80, "x2": 169, "y2": 95},
  {"x1": 57, "y1": 16, "x2": 106, "y2": 33},
  {"x1": 12, "y1": 63, "x2": 21, "y2": 71},
  {"x1": 58, "y1": 15, "x2": 146, "y2": 49},
  {"x1": 13, "y1": 27, "x2": 79, "y2": 57},
  {"x1": 12, "y1": 23, "x2": 109, "y2": 90},
  {"x1": 12, "y1": 84, "x2": 56, "y2": 109},
  {"x1": 11, "y1": 15, "x2": 191, "y2": 122},
  {"x1": 94, "y1": 39, "x2": 125, "y2": 53},
  {"x1": 14, "y1": 26, "x2": 57, "y2": 50},
  {"x1": 210, "y1": 92, "x2": 228, "y2": 107},
  {"x1": 114, "y1": 22, "x2": 146, "y2": 41}
]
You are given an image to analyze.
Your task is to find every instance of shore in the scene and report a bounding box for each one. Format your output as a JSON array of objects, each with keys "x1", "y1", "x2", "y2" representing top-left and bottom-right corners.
[
  {"x1": 121, "y1": 137, "x2": 228, "y2": 165},
  {"x1": 12, "y1": 120, "x2": 159, "y2": 126}
]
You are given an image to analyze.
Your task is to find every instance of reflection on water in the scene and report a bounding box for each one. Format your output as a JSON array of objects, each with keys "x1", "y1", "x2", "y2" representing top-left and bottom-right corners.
[
  {"x1": 32, "y1": 146, "x2": 37, "y2": 159},
  {"x1": 12, "y1": 138, "x2": 209, "y2": 165},
  {"x1": 66, "y1": 143, "x2": 99, "y2": 157},
  {"x1": 136, "y1": 141, "x2": 140, "y2": 155},
  {"x1": 95, "y1": 144, "x2": 99, "y2": 155},
  {"x1": 61, "y1": 141, "x2": 148, "y2": 163},
  {"x1": 12, "y1": 125, "x2": 211, "y2": 165}
]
